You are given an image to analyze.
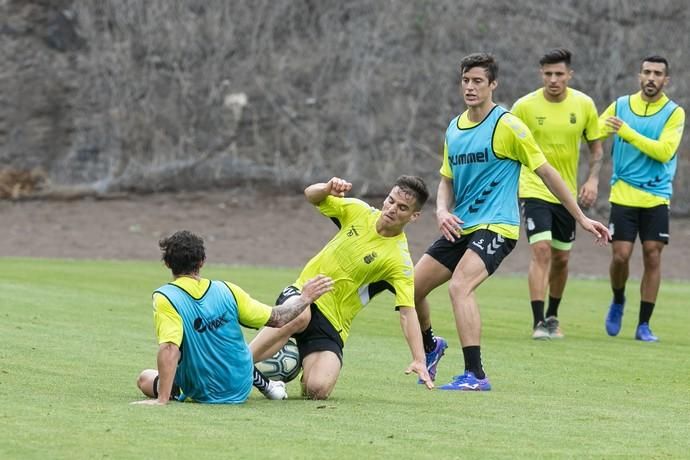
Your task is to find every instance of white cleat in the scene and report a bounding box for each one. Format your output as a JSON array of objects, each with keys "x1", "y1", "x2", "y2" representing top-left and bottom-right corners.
[{"x1": 264, "y1": 380, "x2": 288, "y2": 400}]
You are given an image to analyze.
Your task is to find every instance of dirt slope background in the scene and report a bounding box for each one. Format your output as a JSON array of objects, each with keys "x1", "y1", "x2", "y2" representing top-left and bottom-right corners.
[{"x1": 3, "y1": 191, "x2": 690, "y2": 282}]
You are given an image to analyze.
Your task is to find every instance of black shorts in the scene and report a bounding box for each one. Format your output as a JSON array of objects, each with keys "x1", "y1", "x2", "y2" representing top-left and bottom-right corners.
[
  {"x1": 609, "y1": 203, "x2": 669, "y2": 244},
  {"x1": 425, "y1": 229, "x2": 517, "y2": 275},
  {"x1": 276, "y1": 286, "x2": 344, "y2": 365},
  {"x1": 521, "y1": 198, "x2": 576, "y2": 249}
]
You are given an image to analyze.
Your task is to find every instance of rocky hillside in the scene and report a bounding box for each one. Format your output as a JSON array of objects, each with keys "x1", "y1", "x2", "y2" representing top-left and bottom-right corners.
[{"x1": 1, "y1": 0, "x2": 688, "y2": 211}]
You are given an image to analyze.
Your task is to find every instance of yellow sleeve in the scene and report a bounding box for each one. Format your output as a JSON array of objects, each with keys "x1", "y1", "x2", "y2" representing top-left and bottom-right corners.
[
  {"x1": 224, "y1": 282, "x2": 272, "y2": 329},
  {"x1": 510, "y1": 98, "x2": 526, "y2": 119},
  {"x1": 617, "y1": 107, "x2": 685, "y2": 163},
  {"x1": 596, "y1": 102, "x2": 617, "y2": 140},
  {"x1": 317, "y1": 195, "x2": 370, "y2": 228},
  {"x1": 391, "y1": 266, "x2": 415, "y2": 310},
  {"x1": 153, "y1": 293, "x2": 183, "y2": 346},
  {"x1": 583, "y1": 97, "x2": 601, "y2": 142},
  {"x1": 494, "y1": 113, "x2": 547, "y2": 171},
  {"x1": 440, "y1": 141, "x2": 452, "y2": 178}
]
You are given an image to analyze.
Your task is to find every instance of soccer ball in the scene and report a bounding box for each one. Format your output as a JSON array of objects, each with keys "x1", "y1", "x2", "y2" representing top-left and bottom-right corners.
[{"x1": 255, "y1": 339, "x2": 301, "y2": 383}]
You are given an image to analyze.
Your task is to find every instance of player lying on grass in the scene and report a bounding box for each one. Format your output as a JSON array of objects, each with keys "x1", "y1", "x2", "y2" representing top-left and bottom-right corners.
[
  {"x1": 132, "y1": 230, "x2": 332, "y2": 405},
  {"x1": 250, "y1": 176, "x2": 434, "y2": 400}
]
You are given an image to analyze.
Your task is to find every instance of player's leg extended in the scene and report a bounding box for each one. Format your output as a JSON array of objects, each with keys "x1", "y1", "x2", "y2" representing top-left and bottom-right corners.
[
  {"x1": 414, "y1": 254, "x2": 453, "y2": 330},
  {"x1": 449, "y1": 250, "x2": 491, "y2": 347},
  {"x1": 438, "y1": 250, "x2": 491, "y2": 391},
  {"x1": 300, "y1": 351, "x2": 342, "y2": 400},
  {"x1": 414, "y1": 253, "x2": 453, "y2": 381},
  {"x1": 439, "y1": 230, "x2": 515, "y2": 391},
  {"x1": 250, "y1": 307, "x2": 311, "y2": 362}
]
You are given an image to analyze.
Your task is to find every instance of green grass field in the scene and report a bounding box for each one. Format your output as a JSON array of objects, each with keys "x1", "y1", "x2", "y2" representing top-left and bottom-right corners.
[{"x1": 1, "y1": 258, "x2": 688, "y2": 459}]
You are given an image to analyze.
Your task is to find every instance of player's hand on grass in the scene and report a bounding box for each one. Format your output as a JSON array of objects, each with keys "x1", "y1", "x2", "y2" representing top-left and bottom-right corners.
[
  {"x1": 436, "y1": 209, "x2": 463, "y2": 242},
  {"x1": 326, "y1": 177, "x2": 352, "y2": 197},
  {"x1": 130, "y1": 398, "x2": 168, "y2": 406},
  {"x1": 300, "y1": 275, "x2": 334, "y2": 304},
  {"x1": 406, "y1": 360, "x2": 434, "y2": 390},
  {"x1": 579, "y1": 218, "x2": 610, "y2": 246}
]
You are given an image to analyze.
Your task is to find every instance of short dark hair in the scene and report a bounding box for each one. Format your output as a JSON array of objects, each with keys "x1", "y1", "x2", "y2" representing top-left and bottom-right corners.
[
  {"x1": 641, "y1": 55, "x2": 669, "y2": 75},
  {"x1": 539, "y1": 48, "x2": 572, "y2": 67},
  {"x1": 394, "y1": 175, "x2": 429, "y2": 210},
  {"x1": 159, "y1": 230, "x2": 206, "y2": 276},
  {"x1": 460, "y1": 53, "x2": 498, "y2": 83}
]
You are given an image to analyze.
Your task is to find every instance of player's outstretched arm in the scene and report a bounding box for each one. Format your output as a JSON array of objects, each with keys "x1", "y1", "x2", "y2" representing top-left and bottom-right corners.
[
  {"x1": 266, "y1": 275, "x2": 333, "y2": 328},
  {"x1": 535, "y1": 163, "x2": 610, "y2": 245},
  {"x1": 398, "y1": 306, "x2": 434, "y2": 389},
  {"x1": 304, "y1": 177, "x2": 353, "y2": 205}
]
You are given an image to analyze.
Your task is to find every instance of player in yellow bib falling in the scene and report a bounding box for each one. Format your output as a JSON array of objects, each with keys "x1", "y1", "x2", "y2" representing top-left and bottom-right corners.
[
  {"x1": 512, "y1": 49, "x2": 603, "y2": 340},
  {"x1": 250, "y1": 176, "x2": 434, "y2": 399}
]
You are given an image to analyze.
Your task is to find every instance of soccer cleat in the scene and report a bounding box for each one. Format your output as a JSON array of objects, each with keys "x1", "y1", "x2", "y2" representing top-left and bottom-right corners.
[
  {"x1": 418, "y1": 336, "x2": 448, "y2": 383},
  {"x1": 532, "y1": 321, "x2": 550, "y2": 340},
  {"x1": 438, "y1": 371, "x2": 491, "y2": 391},
  {"x1": 605, "y1": 302, "x2": 625, "y2": 336},
  {"x1": 635, "y1": 323, "x2": 659, "y2": 342},
  {"x1": 264, "y1": 380, "x2": 288, "y2": 400},
  {"x1": 545, "y1": 316, "x2": 564, "y2": 339}
]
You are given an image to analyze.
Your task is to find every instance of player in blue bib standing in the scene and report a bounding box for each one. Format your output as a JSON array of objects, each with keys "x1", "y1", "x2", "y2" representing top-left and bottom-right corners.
[
  {"x1": 413, "y1": 53, "x2": 610, "y2": 390},
  {"x1": 598, "y1": 55, "x2": 685, "y2": 342}
]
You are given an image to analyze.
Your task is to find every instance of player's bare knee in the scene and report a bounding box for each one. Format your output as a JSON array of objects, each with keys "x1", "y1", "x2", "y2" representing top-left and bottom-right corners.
[
  {"x1": 302, "y1": 382, "x2": 331, "y2": 400},
  {"x1": 642, "y1": 251, "x2": 662, "y2": 269},
  {"x1": 531, "y1": 243, "x2": 551, "y2": 264},
  {"x1": 612, "y1": 250, "x2": 631, "y2": 266},
  {"x1": 137, "y1": 369, "x2": 157, "y2": 394},
  {"x1": 448, "y1": 277, "x2": 472, "y2": 299},
  {"x1": 551, "y1": 251, "x2": 569, "y2": 270}
]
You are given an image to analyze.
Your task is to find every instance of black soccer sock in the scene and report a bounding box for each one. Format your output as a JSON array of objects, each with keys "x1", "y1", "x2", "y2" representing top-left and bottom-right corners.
[
  {"x1": 531, "y1": 300, "x2": 545, "y2": 328},
  {"x1": 253, "y1": 367, "x2": 270, "y2": 394},
  {"x1": 545, "y1": 296, "x2": 562, "y2": 319},
  {"x1": 462, "y1": 346, "x2": 485, "y2": 379},
  {"x1": 612, "y1": 287, "x2": 626, "y2": 305},
  {"x1": 422, "y1": 327, "x2": 436, "y2": 353},
  {"x1": 639, "y1": 301, "x2": 655, "y2": 325}
]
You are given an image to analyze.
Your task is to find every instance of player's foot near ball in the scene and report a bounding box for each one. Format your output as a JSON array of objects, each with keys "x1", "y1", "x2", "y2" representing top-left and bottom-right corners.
[{"x1": 264, "y1": 380, "x2": 288, "y2": 400}]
